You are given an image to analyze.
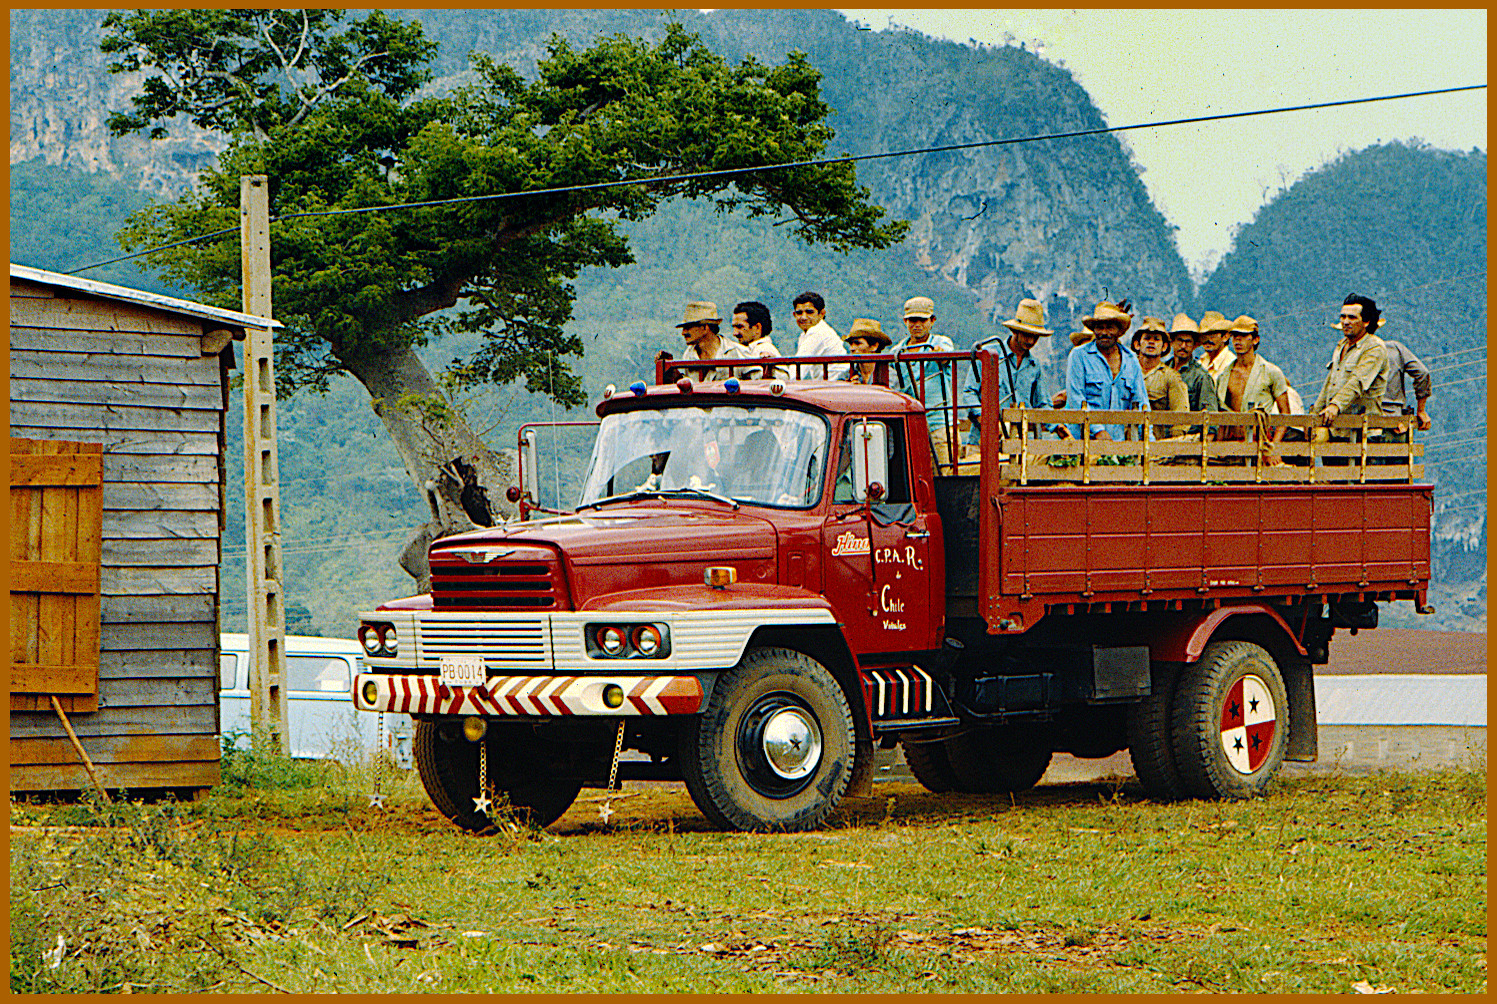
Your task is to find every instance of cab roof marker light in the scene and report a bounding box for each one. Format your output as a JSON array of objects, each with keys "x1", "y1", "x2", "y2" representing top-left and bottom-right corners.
[
  {"x1": 603, "y1": 383, "x2": 616, "y2": 399},
  {"x1": 724, "y1": 377, "x2": 740, "y2": 394},
  {"x1": 629, "y1": 380, "x2": 648, "y2": 397},
  {"x1": 676, "y1": 377, "x2": 693, "y2": 393},
  {"x1": 769, "y1": 379, "x2": 785, "y2": 396}
]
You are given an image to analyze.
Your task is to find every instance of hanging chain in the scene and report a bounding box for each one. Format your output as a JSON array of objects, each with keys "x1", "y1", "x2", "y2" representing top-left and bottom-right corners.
[
  {"x1": 475, "y1": 738, "x2": 491, "y2": 817},
  {"x1": 369, "y1": 712, "x2": 386, "y2": 808},
  {"x1": 607, "y1": 718, "x2": 625, "y2": 791}
]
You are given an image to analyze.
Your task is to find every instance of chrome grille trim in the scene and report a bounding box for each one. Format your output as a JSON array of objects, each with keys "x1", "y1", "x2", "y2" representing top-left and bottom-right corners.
[{"x1": 413, "y1": 613, "x2": 553, "y2": 670}]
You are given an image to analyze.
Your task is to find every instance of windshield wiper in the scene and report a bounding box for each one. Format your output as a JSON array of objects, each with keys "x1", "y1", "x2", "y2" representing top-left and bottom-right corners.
[{"x1": 578, "y1": 486, "x2": 741, "y2": 511}]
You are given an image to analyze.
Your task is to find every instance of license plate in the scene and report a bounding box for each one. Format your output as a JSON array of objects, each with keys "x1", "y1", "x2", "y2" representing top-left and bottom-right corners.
[{"x1": 439, "y1": 655, "x2": 486, "y2": 687}]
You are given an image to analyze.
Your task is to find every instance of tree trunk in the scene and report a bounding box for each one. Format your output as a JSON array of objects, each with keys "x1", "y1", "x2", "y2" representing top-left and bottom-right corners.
[{"x1": 340, "y1": 343, "x2": 518, "y2": 591}]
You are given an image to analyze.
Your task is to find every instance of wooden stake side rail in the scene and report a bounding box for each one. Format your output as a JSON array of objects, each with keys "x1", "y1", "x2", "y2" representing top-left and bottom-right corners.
[{"x1": 995, "y1": 408, "x2": 1425, "y2": 485}]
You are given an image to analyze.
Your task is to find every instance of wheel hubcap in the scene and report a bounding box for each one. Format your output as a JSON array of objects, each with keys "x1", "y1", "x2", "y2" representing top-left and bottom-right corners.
[
  {"x1": 1219, "y1": 673, "x2": 1277, "y2": 774},
  {"x1": 737, "y1": 694, "x2": 824, "y2": 797}
]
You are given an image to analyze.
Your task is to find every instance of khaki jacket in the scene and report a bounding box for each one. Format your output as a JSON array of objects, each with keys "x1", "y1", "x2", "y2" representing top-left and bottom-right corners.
[
  {"x1": 1143, "y1": 364, "x2": 1190, "y2": 438},
  {"x1": 1312, "y1": 333, "x2": 1389, "y2": 418}
]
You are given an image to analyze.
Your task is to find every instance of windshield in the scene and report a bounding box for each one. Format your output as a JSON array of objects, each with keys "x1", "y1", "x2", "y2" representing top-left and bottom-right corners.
[{"x1": 579, "y1": 405, "x2": 830, "y2": 508}]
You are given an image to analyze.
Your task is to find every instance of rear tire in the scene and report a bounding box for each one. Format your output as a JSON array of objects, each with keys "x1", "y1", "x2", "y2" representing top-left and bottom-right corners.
[
  {"x1": 902, "y1": 739, "x2": 959, "y2": 793},
  {"x1": 1127, "y1": 662, "x2": 1188, "y2": 801},
  {"x1": 943, "y1": 724, "x2": 1052, "y2": 793},
  {"x1": 1170, "y1": 641, "x2": 1289, "y2": 799},
  {"x1": 679, "y1": 647, "x2": 855, "y2": 832},
  {"x1": 413, "y1": 720, "x2": 583, "y2": 831}
]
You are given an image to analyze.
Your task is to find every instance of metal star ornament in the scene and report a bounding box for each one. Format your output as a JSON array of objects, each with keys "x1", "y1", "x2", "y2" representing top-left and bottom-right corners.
[
  {"x1": 368, "y1": 792, "x2": 386, "y2": 809},
  {"x1": 473, "y1": 790, "x2": 493, "y2": 816},
  {"x1": 598, "y1": 799, "x2": 616, "y2": 823}
]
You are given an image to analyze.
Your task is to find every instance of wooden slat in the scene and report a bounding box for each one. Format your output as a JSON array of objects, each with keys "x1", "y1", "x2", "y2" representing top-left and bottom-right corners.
[
  {"x1": 100, "y1": 648, "x2": 219, "y2": 679},
  {"x1": 103, "y1": 509, "x2": 221, "y2": 539},
  {"x1": 9, "y1": 454, "x2": 104, "y2": 487},
  {"x1": 9, "y1": 560, "x2": 99, "y2": 594},
  {"x1": 104, "y1": 482, "x2": 221, "y2": 511},
  {"x1": 99, "y1": 620, "x2": 218, "y2": 651},
  {"x1": 10, "y1": 351, "x2": 224, "y2": 385},
  {"x1": 103, "y1": 538, "x2": 220, "y2": 567},
  {"x1": 9, "y1": 662, "x2": 98, "y2": 694},
  {"x1": 9, "y1": 327, "x2": 204, "y2": 358},
  {"x1": 9, "y1": 402, "x2": 222, "y2": 433},
  {"x1": 103, "y1": 454, "x2": 222, "y2": 484},
  {"x1": 101, "y1": 593, "x2": 216, "y2": 624},
  {"x1": 10, "y1": 377, "x2": 225, "y2": 411},
  {"x1": 9, "y1": 298, "x2": 207, "y2": 336},
  {"x1": 10, "y1": 693, "x2": 99, "y2": 714},
  {"x1": 8, "y1": 760, "x2": 221, "y2": 793},
  {"x1": 102, "y1": 565, "x2": 218, "y2": 597},
  {"x1": 9, "y1": 702, "x2": 219, "y2": 737},
  {"x1": 9, "y1": 428, "x2": 223, "y2": 456},
  {"x1": 9, "y1": 733, "x2": 222, "y2": 767},
  {"x1": 97, "y1": 676, "x2": 218, "y2": 709}
]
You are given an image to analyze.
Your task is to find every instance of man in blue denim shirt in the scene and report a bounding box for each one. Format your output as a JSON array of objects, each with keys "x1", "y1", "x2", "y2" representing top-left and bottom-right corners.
[
  {"x1": 1065, "y1": 301, "x2": 1150, "y2": 440},
  {"x1": 961, "y1": 297, "x2": 1053, "y2": 446}
]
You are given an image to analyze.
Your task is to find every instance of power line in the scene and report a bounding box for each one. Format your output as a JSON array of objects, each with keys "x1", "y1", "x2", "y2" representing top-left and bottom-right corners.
[
  {"x1": 1433, "y1": 373, "x2": 1486, "y2": 389},
  {"x1": 65, "y1": 82, "x2": 1487, "y2": 276},
  {"x1": 1425, "y1": 344, "x2": 1489, "y2": 364},
  {"x1": 1429, "y1": 357, "x2": 1487, "y2": 374}
]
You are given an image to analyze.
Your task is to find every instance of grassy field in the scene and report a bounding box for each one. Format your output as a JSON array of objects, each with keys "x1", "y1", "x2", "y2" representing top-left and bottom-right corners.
[{"x1": 9, "y1": 749, "x2": 1487, "y2": 994}]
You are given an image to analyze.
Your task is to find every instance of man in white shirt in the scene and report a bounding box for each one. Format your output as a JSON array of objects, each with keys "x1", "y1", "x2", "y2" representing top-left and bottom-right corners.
[
  {"x1": 790, "y1": 291, "x2": 848, "y2": 379},
  {"x1": 731, "y1": 300, "x2": 782, "y2": 380}
]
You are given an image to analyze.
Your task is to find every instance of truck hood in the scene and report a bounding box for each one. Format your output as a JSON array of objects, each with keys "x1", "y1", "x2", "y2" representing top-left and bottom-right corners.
[{"x1": 431, "y1": 504, "x2": 778, "y2": 566}]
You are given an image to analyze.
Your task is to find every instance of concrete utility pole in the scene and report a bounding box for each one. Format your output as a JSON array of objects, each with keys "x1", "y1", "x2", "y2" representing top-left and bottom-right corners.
[{"x1": 240, "y1": 174, "x2": 289, "y2": 752}]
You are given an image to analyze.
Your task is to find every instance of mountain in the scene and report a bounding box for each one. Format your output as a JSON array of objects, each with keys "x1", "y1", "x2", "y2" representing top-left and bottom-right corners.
[{"x1": 10, "y1": 9, "x2": 1483, "y2": 633}]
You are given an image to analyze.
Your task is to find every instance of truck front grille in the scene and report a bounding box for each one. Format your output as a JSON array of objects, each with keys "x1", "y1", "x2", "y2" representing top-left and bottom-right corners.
[
  {"x1": 415, "y1": 615, "x2": 552, "y2": 670},
  {"x1": 429, "y1": 551, "x2": 567, "y2": 611}
]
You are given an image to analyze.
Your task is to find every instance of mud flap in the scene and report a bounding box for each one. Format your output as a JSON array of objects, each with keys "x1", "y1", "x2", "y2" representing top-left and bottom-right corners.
[
  {"x1": 845, "y1": 738, "x2": 877, "y2": 798},
  {"x1": 1282, "y1": 656, "x2": 1318, "y2": 762}
]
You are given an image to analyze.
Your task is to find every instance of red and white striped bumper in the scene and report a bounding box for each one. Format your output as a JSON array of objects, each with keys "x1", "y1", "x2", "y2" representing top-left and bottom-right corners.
[{"x1": 353, "y1": 672, "x2": 704, "y2": 717}]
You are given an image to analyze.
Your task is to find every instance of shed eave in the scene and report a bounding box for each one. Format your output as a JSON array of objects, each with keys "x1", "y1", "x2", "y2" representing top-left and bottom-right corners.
[{"x1": 10, "y1": 262, "x2": 282, "y2": 331}]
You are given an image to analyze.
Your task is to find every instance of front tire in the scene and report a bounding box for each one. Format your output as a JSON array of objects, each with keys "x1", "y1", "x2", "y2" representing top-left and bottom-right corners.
[
  {"x1": 413, "y1": 720, "x2": 583, "y2": 831},
  {"x1": 902, "y1": 739, "x2": 959, "y2": 793},
  {"x1": 1170, "y1": 641, "x2": 1289, "y2": 799},
  {"x1": 679, "y1": 647, "x2": 855, "y2": 832}
]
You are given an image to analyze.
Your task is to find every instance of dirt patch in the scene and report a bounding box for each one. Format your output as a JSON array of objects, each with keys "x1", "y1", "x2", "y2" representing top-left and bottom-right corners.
[{"x1": 1320, "y1": 628, "x2": 1486, "y2": 674}]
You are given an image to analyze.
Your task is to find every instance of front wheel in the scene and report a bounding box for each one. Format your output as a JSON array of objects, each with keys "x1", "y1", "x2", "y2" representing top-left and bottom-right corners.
[
  {"x1": 413, "y1": 720, "x2": 584, "y2": 831},
  {"x1": 1170, "y1": 640, "x2": 1289, "y2": 799},
  {"x1": 943, "y1": 724, "x2": 1052, "y2": 793},
  {"x1": 678, "y1": 647, "x2": 856, "y2": 832}
]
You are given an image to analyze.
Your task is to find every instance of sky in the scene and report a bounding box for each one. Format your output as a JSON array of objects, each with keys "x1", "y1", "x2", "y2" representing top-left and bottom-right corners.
[{"x1": 834, "y1": 8, "x2": 1487, "y2": 277}]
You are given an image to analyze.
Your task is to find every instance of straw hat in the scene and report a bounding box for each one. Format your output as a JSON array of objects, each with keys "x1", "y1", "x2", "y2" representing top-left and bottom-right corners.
[
  {"x1": 675, "y1": 301, "x2": 721, "y2": 327},
  {"x1": 844, "y1": 317, "x2": 892, "y2": 349},
  {"x1": 902, "y1": 295, "x2": 935, "y2": 319},
  {"x1": 1082, "y1": 301, "x2": 1133, "y2": 329},
  {"x1": 1137, "y1": 316, "x2": 1168, "y2": 334},
  {"x1": 1198, "y1": 310, "x2": 1232, "y2": 334},
  {"x1": 1169, "y1": 313, "x2": 1199, "y2": 334},
  {"x1": 1000, "y1": 297, "x2": 1053, "y2": 336},
  {"x1": 1229, "y1": 314, "x2": 1259, "y2": 334},
  {"x1": 1069, "y1": 330, "x2": 1094, "y2": 347},
  {"x1": 1329, "y1": 317, "x2": 1388, "y2": 331}
]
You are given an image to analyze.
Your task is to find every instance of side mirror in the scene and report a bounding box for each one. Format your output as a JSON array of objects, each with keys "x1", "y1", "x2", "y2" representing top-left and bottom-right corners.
[
  {"x1": 520, "y1": 428, "x2": 539, "y2": 504},
  {"x1": 851, "y1": 419, "x2": 889, "y2": 503}
]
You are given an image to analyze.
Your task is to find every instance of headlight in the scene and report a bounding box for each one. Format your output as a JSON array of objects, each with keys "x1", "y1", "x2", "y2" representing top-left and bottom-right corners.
[
  {"x1": 360, "y1": 680, "x2": 380, "y2": 706},
  {"x1": 359, "y1": 626, "x2": 380, "y2": 655},
  {"x1": 377, "y1": 624, "x2": 398, "y2": 656},
  {"x1": 360, "y1": 621, "x2": 398, "y2": 657},
  {"x1": 585, "y1": 623, "x2": 670, "y2": 659}
]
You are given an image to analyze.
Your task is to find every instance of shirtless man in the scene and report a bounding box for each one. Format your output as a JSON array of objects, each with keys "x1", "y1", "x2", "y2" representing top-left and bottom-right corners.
[{"x1": 1217, "y1": 315, "x2": 1292, "y2": 464}]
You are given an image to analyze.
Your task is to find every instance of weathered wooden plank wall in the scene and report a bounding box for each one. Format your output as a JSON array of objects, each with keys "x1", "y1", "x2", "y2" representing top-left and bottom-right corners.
[{"x1": 9, "y1": 276, "x2": 229, "y2": 793}]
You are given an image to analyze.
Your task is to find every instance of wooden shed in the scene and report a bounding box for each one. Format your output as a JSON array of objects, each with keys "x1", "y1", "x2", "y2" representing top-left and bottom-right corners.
[{"x1": 9, "y1": 263, "x2": 274, "y2": 796}]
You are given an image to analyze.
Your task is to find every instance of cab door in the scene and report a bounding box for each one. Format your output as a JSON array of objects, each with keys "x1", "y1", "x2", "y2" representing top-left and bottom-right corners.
[{"x1": 822, "y1": 416, "x2": 934, "y2": 656}]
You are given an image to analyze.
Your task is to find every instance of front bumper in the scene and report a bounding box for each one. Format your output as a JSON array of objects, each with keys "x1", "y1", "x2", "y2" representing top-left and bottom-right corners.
[{"x1": 353, "y1": 672, "x2": 704, "y2": 718}]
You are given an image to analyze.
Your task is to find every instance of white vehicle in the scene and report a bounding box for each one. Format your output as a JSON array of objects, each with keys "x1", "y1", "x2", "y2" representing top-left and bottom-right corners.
[{"x1": 220, "y1": 633, "x2": 412, "y2": 768}]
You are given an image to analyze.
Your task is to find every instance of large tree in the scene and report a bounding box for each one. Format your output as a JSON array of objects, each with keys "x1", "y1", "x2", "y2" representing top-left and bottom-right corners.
[{"x1": 102, "y1": 9, "x2": 906, "y2": 580}]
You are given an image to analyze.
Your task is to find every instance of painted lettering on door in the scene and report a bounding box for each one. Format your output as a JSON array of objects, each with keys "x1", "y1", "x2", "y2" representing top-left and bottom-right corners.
[{"x1": 831, "y1": 531, "x2": 870, "y2": 556}]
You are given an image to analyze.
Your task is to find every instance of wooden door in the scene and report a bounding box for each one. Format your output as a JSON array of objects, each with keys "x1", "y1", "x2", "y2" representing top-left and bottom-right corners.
[{"x1": 10, "y1": 437, "x2": 103, "y2": 713}]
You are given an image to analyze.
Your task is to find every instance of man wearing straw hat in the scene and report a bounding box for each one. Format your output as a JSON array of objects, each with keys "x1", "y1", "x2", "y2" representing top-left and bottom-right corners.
[
  {"x1": 1168, "y1": 313, "x2": 1220, "y2": 414},
  {"x1": 1064, "y1": 300, "x2": 1150, "y2": 441},
  {"x1": 1132, "y1": 317, "x2": 1191, "y2": 439},
  {"x1": 1216, "y1": 314, "x2": 1292, "y2": 465},
  {"x1": 962, "y1": 297, "x2": 1054, "y2": 447},
  {"x1": 1197, "y1": 309, "x2": 1236, "y2": 382},
  {"x1": 842, "y1": 318, "x2": 891, "y2": 384},
  {"x1": 671, "y1": 300, "x2": 754, "y2": 381}
]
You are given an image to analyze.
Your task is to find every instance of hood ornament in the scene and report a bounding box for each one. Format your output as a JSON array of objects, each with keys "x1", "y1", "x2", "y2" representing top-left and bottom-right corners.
[{"x1": 443, "y1": 547, "x2": 516, "y2": 564}]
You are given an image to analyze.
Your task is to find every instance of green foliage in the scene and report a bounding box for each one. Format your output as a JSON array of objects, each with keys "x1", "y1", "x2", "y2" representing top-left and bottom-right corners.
[{"x1": 103, "y1": 13, "x2": 907, "y2": 409}]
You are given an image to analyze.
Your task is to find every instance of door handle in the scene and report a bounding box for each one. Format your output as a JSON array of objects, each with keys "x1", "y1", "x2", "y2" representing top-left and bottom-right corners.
[{"x1": 904, "y1": 529, "x2": 930, "y2": 540}]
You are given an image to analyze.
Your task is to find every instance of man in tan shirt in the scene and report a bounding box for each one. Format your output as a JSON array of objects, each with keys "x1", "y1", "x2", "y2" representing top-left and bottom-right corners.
[
  {"x1": 1132, "y1": 317, "x2": 1190, "y2": 438},
  {"x1": 1197, "y1": 310, "x2": 1236, "y2": 382},
  {"x1": 1313, "y1": 294, "x2": 1389, "y2": 424}
]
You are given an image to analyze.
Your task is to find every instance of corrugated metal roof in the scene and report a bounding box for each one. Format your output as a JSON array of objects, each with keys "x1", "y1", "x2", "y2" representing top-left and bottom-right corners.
[
  {"x1": 1315, "y1": 674, "x2": 1487, "y2": 726},
  {"x1": 11, "y1": 263, "x2": 280, "y2": 330}
]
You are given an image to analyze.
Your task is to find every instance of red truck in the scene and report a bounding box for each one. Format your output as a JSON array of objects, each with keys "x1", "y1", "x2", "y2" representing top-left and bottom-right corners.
[{"x1": 354, "y1": 347, "x2": 1431, "y2": 832}]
